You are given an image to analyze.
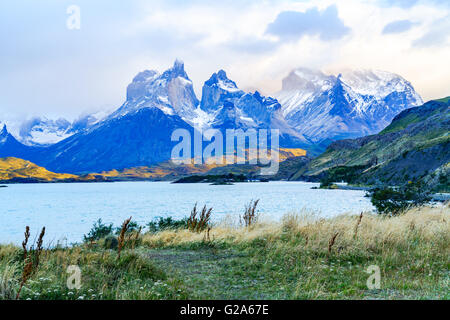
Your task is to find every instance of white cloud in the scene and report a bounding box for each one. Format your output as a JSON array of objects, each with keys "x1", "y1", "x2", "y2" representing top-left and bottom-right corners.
[{"x1": 0, "y1": 0, "x2": 449, "y2": 123}]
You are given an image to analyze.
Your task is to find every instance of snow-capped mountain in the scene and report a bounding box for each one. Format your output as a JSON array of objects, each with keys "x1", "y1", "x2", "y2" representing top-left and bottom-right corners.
[
  {"x1": 276, "y1": 68, "x2": 423, "y2": 143},
  {"x1": 15, "y1": 112, "x2": 106, "y2": 146},
  {"x1": 201, "y1": 70, "x2": 309, "y2": 147},
  {"x1": 111, "y1": 60, "x2": 199, "y2": 122},
  {"x1": 18, "y1": 117, "x2": 72, "y2": 146},
  {"x1": 0, "y1": 62, "x2": 200, "y2": 173},
  {"x1": 0, "y1": 61, "x2": 425, "y2": 172},
  {"x1": 200, "y1": 70, "x2": 244, "y2": 113},
  {"x1": 31, "y1": 107, "x2": 195, "y2": 173}
]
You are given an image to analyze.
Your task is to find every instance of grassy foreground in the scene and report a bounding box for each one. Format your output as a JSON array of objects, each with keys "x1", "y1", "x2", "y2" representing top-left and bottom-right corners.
[{"x1": 0, "y1": 205, "x2": 449, "y2": 300}]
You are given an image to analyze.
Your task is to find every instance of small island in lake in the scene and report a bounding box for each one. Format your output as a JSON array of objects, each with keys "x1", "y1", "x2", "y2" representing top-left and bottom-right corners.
[{"x1": 173, "y1": 173, "x2": 247, "y2": 184}]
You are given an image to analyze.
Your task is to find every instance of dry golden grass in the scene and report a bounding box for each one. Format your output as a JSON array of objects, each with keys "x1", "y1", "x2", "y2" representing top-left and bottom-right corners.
[
  {"x1": 187, "y1": 204, "x2": 213, "y2": 233},
  {"x1": 0, "y1": 157, "x2": 97, "y2": 182},
  {"x1": 1, "y1": 204, "x2": 448, "y2": 300},
  {"x1": 142, "y1": 205, "x2": 450, "y2": 251},
  {"x1": 138, "y1": 204, "x2": 449, "y2": 299},
  {"x1": 117, "y1": 217, "x2": 132, "y2": 259},
  {"x1": 0, "y1": 157, "x2": 78, "y2": 181}
]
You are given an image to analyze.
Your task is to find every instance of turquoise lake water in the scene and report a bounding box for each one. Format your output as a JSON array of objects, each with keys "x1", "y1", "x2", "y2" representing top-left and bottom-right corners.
[{"x1": 0, "y1": 181, "x2": 374, "y2": 245}]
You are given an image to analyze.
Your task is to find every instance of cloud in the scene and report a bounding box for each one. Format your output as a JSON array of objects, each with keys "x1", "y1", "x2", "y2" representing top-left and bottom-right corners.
[
  {"x1": 380, "y1": 0, "x2": 419, "y2": 8},
  {"x1": 382, "y1": 20, "x2": 418, "y2": 34},
  {"x1": 413, "y1": 15, "x2": 450, "y2": 47},
  {"x1": 1, "y1": 0, "x2": 450, "y2": 118},
  {"x1": 379, "y1": 0, "x2": 450, "y2": 8},
  {"x1": 265, "y1": 5, "x2": 350, "y2": 42},
  {"x1": 226, "y1": 38, "x2": 278, "y2": 54}
]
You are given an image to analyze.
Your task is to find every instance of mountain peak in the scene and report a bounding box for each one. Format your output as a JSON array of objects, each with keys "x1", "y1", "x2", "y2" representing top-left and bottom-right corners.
[
  {"x1": 162, "y1": 59, "x2": 189, "y2": 80},
  {"x1": 339, "y1": 69, "x2": 422, "y2": 100},
  {"x1": 281, "y1": 67, "x2": 336, "y2": 92},
  {"x1": 132, "y1": 70, "x2": 159, "y2": 83},
  {"x1": 201, "y1": 70, "x2": 244, "y2": 112},
  {"x1": 205, "y1": 69, "x2": 233, "y2": 85},
  {"x1": 204, "y1": 70, "x2": 241, "y2": 93},
  {"x1": 173, "y1": 59, "x2": 184, "y2": 70},
  {"x1": 0, "y1": 124, "x2": 7, "y2": 136},
  {"x1": 217, "y1": 69, "x2": 228, "y2": 80},
  {"x1": 276, "y1": 67, "x2": 423, "y2": 145}
]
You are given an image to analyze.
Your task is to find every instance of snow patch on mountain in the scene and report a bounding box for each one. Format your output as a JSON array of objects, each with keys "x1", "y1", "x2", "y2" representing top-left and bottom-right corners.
[
  {"x1": 13, "y1": 111, "x2": 108, "y2": 146},
  {"x1": 111, "y1": 60, "x2": 199, "y2": 121},
  {"x1": 0, "y1": 124, "x2": 8, "y2": 144},
  {"x1": 276, "y1": 67, "x2": 423, "y2": 143}
]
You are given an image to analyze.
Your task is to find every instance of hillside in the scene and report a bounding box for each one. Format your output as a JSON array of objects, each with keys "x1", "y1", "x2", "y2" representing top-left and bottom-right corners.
[
  {"x1": 95, "y1": 148, "x2": 306, "y2": 180},
  {"x1": 0, "y1": 157, "x2": 97, "y2": 183},
  {"x1": 290, "y1": 98, "x2": 450, "y2": 191},
  {"x1": 0, "y1": 147, "x2": 307, "y2": 183}
]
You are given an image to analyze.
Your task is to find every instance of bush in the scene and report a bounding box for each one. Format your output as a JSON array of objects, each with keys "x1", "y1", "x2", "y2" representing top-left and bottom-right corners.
[
  {"x1": 114, "y1": 221, "x2": 141, "y2": 235},
  {"x1": 319, "y1": 178, "x2": 333, "y2": 189},
  {"x1": 147, "y1": 217, "x2": 188, "y2": 233},
  {"x1": 319, "y1": 177, "x2": 338, "y2": 189},
  {"x1": 103, "y1": 235, "x2": 119, "y2": 250},
  {"x1": 370, "y1": 181, "x2": 432, "y2": 216},
  {"x1": 83, "y1": 219, "x2": 113, "y2": 242},
  {"x1": 325, "y1": 165, "x2": 369, "y2": 184}
]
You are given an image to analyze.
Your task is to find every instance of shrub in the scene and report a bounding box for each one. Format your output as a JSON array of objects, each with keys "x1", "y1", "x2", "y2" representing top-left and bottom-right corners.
[
  {"x1": 370, "y1": 181, "x2": 432, "y2": 216},
  {"x1": 83, "y1": 219, "x2": 113, "y2": 242},
  {"x1": 103, "y1": 235, "x2": 119, "y2": 250},
  {"x1": 325, "y1": 165, "x2": 369, "y2": 184},
  {"x1": 114, "y1": 221, "x2": 141, "y2": 235},
  {"x1": 147, "y1": 217, "x2": 188, "y2": 233},
  {"x1": 319, "y1": 178, "x2": 333, "y2": 189}
]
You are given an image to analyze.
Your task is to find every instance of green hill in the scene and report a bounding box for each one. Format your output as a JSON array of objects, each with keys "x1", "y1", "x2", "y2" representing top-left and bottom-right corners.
[{"x1": 290, "y1": 99, "x2": 450, "y2": 192}]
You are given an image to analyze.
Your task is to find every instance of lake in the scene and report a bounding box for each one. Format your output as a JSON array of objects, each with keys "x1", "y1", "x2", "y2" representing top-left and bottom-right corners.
[{"x1": 0, "y1": 181, "x2": 374, "y2": 245}]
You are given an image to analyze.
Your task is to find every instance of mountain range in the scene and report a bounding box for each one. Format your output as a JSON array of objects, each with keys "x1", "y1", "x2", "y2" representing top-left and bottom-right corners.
[
  {"x1": 276, "y1": 68, "x2": 423, "y2": 144},
  {"x1": 0, "y1": 60, "x2": 424, "y2": 174}
]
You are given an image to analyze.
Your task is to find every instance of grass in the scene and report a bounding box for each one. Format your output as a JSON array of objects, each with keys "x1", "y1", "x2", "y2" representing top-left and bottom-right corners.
[
  {"x1": 0, "y1": 205, "x2": 449, "y2": 300},
  {"x1": 435, "y1": 96, "x2": 450, "y2": 103}
]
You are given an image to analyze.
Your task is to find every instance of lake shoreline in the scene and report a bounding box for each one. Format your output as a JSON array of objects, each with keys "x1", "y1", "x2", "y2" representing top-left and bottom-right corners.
[
  {"x1": 1, "y1": 205, "x2": 447, "y2": 300},
  {"x1": 0, "y1": 181, "x2": 375, "y2": 245}
]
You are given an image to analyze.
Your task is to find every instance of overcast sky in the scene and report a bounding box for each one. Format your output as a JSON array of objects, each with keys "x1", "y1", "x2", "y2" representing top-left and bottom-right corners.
[{"x1": 1, "y1": 0, "x2": 449, "y2": 121}]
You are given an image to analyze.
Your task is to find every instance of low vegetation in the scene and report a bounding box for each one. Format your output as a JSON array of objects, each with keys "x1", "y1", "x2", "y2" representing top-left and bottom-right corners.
[
  {"x1": 187, "y1": 204, "x2": 213, "y2": 233},
  {"x1": 369, "y1": 181, "x2": 432, "y2": 215},
  {"x1": 241, "y1": 199, "x2": 260, "y2": 227},
  {"x1": 0, "y1": 204, "x2": 448, "y2": 300}
]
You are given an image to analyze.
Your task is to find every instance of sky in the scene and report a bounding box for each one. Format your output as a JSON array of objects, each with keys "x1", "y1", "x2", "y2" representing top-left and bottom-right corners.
[{"x1": 0, "y1": 0, "x2": 449, "y2": 121}]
